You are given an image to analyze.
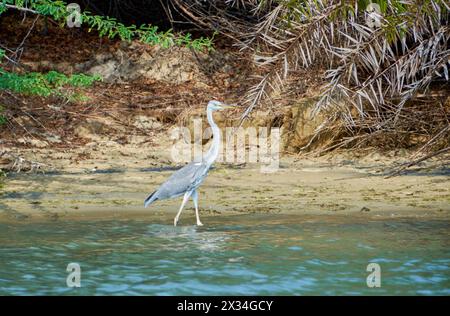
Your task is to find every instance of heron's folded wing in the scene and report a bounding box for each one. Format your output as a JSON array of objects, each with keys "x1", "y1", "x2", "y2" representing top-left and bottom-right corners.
[{"x1": 156, "y1": 162, "x2": 209, "y2": 199}]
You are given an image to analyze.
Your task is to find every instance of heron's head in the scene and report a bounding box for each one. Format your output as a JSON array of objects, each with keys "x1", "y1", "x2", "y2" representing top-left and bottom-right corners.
[{"x1": 207, "y1": 100, "x2": 234, "y2": 111}]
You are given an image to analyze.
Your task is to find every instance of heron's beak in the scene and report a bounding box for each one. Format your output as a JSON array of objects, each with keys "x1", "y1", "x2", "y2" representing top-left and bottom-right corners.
[{"x1": 221, "y1": 103, "x2": 236, "y2": 109}]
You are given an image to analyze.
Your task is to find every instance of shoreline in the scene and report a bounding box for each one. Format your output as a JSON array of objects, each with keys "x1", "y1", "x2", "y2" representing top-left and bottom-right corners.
[{"x1": 1, "y1": 161, "x2": 449, "y2": 224}]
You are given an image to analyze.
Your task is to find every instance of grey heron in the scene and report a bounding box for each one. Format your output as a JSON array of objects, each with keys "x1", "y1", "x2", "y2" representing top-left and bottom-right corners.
[{"x1": 144, "y1": 100, "x2": 233, "y2": 226}]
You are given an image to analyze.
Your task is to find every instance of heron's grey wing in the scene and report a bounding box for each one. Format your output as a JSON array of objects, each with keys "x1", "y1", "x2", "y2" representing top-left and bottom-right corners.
[{"x1": 154, "y1": 162, "x2": 210, "y2": 199}]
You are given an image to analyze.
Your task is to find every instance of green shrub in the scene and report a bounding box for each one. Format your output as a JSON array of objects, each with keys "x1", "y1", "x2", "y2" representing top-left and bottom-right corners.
[
  {"x1": 0, "y1": 68, "x2": 101, "y2": 97},
  {"x1": 0, "y1": 44, "x2": 100, "y2": 99},
  {"x1": 0, "y1": 0, "x2": 214, "y2": 51}
]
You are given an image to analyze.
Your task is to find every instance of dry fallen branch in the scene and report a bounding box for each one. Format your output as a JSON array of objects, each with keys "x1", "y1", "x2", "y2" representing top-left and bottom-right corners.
[
  {"x1": 0, "y1": 150, "x2": 54, "y2": 173},
  {"x1": 386, "y1": 146, "x2": 450, "y2": 178}
]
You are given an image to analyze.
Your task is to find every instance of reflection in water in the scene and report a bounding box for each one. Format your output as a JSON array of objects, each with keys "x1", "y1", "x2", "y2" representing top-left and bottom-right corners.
[
  {"x1": 146, "y1": 224, "x2": 230, "y2": 253},
  {"x1": 0, "y1": 214, "x2": 449, "y2": 295}
]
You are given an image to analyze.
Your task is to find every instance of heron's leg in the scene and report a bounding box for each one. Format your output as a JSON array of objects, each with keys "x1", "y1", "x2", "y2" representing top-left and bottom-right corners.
[
  {"x1": 192, "y1": 190, "x2": 203, "y2": 226},
  {"x1": 174, "y1": 191, "x2": 192, "y2": 227}
]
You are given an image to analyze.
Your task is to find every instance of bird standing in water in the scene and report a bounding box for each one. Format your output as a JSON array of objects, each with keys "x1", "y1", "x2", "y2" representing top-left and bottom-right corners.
[{"x1": 144, "y1": 100, "x2": 233, "y2": 226}]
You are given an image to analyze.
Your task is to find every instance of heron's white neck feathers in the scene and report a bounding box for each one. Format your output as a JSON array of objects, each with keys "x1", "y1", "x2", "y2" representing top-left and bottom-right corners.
[{"x1": 204, "y1": 107, "x2": 221, "y2": 165}]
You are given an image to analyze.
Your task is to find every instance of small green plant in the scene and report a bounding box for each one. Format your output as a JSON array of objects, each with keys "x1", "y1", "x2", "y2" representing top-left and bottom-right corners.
[{"x1": 0, "y1": 68, "x2": 101, "y2": 98}]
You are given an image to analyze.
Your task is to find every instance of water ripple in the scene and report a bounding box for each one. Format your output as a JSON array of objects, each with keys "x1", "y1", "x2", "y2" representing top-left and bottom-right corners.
[{"x1": 0, "y1": 216, "x2": 448, "y2": 295}]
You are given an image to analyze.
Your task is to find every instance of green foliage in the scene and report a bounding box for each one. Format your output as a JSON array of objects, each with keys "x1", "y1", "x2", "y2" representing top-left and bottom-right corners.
[
  {"x1": 0, "y1": 0, "x2": 214, "y2": 51},
  {"x1": 1, "y1": 38, "x2": 99, "y2": 99},
  {"x1": 0, "y1": 68, "x2": 101, "y2": 97}
]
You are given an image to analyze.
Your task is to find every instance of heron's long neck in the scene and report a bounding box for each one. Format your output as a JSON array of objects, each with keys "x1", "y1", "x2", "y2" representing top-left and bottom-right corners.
[{"x1": 204, "y1": 108, "x2": 221, "y2": 165}]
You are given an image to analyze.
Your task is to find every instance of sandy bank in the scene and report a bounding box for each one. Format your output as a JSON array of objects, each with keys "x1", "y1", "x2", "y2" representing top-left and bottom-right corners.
[{"x1": 1, "y1": 157, "x2": 449, "y2": 224}]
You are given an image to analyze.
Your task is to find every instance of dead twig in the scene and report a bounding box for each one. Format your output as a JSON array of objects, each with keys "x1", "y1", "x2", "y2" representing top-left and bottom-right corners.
[{"x1": 386, "y1": 146, "x2": 450, "y2": 178}]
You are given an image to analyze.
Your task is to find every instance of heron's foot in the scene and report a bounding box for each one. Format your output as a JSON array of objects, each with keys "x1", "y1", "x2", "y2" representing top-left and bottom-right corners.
[
  {"x1": 174, "y1": 217, "x2": 178, "y2": 227},
  {"x1": 196, "y1": 221, "x2": 204, "y2": 226}
]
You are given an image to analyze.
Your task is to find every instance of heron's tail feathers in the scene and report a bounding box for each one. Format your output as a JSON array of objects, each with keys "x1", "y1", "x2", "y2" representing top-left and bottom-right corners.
[{"x1": 144, "y1": 191, "x2": 158, "y2": 208}]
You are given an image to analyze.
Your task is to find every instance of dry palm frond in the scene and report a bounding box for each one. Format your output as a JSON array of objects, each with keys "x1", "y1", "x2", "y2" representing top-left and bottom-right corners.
[
  {"x1": 172, "y1": 0, "x2": 450, "y2": 167},
  {"x1": 316, "y1": 26, "x2": 450, "y2": 126},
  {"x1": 240, "y1": 1, "x2": 345, "y2": 121},
  {"x1": 170, "y1": 0, "x2": 260, "y2": 43},
  {"x1": 239, "y1": 0, "x2": 449, "y2": 117}
]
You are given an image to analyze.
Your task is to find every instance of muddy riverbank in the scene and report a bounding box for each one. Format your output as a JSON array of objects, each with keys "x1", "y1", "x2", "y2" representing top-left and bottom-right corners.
[{"x1": 1, "y1": 151, "x2": 449, "y2": 223}]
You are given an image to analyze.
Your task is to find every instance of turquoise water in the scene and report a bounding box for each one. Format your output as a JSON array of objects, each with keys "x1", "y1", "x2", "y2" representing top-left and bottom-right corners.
[{"x1": 0, "y1": 214, "x2": 449, "y2": 295}]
